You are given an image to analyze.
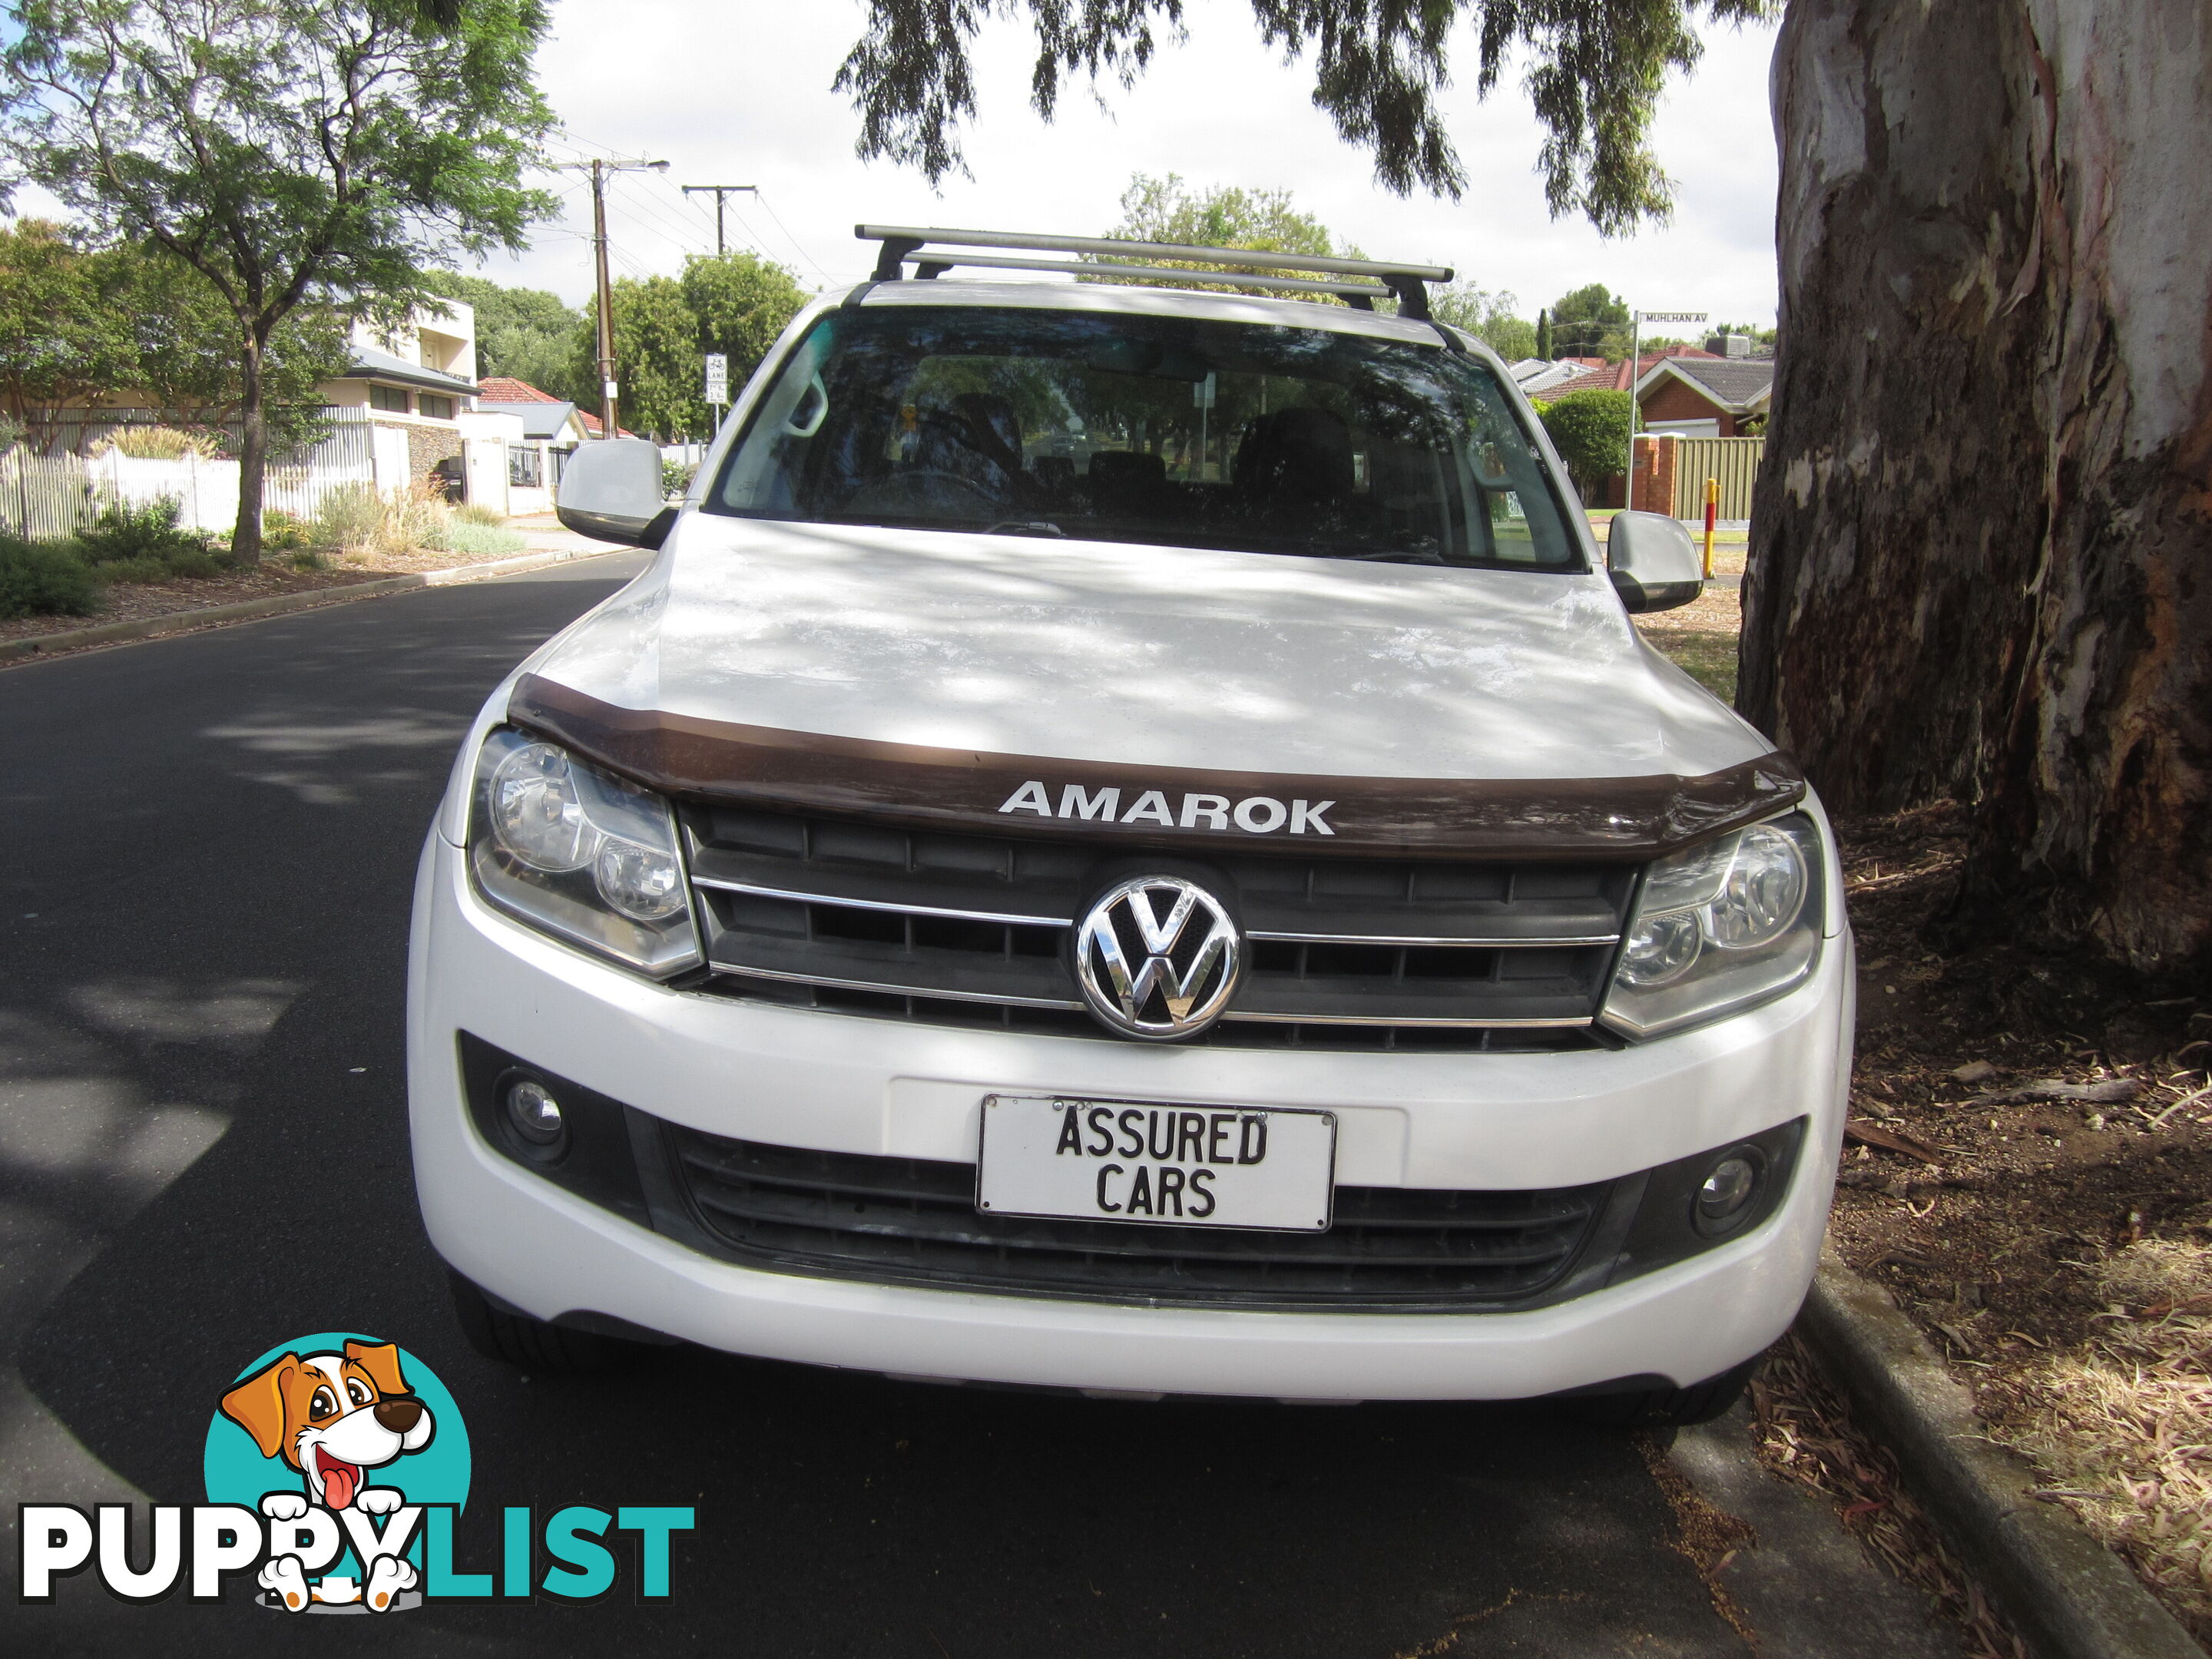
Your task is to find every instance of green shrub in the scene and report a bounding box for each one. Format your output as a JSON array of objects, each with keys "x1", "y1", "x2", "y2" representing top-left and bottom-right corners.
[
  {"x1": 431, "y1": 518, "x2": 527, "y2": 558},
  {"x1": 0, "y1": 535, "x2": 104, "y2": 618},
  {"x1": 662, "y1": 458, "x2": 697, "y2": 497},
  {"x1": 164, "y1": 548, "x2": 227, "y2": 579},
  {"x1": 453, "y1": 502, "x2": 508, "y2": 527},
  {"x1": 260, "y1": 508, "x2": 316, "y2": 551},
  {"x1": 92, "y1": 555, "x2": 176, "y2": 585},
  {"x1": 75, "y1": 497, "x2": 223, "y2": 569},
  {"x1": 1538, "y1": 389, "x2": 1634, "y2": 496}
]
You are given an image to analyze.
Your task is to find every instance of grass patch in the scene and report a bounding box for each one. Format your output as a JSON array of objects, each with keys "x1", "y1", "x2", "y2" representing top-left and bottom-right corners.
[
  {"x1": 429, "y1": 518, "x2": 526, "y2": 558},
  {"x1": 1638, "y1": 626, "x2": 1737, "y2": 700}
]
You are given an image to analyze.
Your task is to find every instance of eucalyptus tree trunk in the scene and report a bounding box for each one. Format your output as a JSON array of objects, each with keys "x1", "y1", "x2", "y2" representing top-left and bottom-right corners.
[
  {"x1": 1741, "y1": 1, "x2": 2212, "y2": 974},
  {"x1": 233, "y1": 330, "x2": 267, "y2": 566}
]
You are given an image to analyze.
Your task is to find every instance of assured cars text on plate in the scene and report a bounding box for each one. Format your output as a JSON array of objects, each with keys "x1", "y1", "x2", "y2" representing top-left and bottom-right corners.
[{"x1": 977, "y1": 1095, "x2": 1337, "y2": 1231}]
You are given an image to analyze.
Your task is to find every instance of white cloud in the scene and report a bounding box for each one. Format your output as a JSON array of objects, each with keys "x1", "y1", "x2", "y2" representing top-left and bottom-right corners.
[{"x1": 491, "y1": 1, "x2": 1780, "y2": 328}]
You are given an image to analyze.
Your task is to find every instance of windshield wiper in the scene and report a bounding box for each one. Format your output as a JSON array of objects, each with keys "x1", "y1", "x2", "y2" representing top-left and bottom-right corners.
[{"x1": 985, "y1": 520, "x2": 1066, "y2": 538}]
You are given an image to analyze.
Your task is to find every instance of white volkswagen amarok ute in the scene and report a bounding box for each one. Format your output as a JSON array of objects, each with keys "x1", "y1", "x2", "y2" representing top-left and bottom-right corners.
[{"x1": 409, "y1": 227, "x2": 1849, "y2": 1426}]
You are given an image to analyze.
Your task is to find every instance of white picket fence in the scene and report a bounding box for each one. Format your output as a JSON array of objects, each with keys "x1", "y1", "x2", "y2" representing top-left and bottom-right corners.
[{"x1": 0, "y1": 422, "x2": 380, "y2": 541}]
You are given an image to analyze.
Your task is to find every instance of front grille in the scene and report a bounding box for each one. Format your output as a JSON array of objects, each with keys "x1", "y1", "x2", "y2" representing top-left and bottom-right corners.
[
  {"x1": 681, "y1": 803, "x2": 1635, "y2": 1048},
  {"x1": 661, "y1": 1123, "x2": 1621, "y2": 1310}
]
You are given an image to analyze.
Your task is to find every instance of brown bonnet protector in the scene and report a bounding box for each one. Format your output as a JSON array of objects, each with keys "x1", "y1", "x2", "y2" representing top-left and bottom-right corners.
[{"x1": 508, "y1": 673, "x2": 1806, "y2": 863}]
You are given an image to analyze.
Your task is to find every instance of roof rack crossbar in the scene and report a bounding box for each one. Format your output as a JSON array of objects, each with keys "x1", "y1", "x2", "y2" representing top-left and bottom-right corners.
[
  {"x1": 900, "y1": 250, "x2": 1395, "y2": 303},
  {"x1": 856, "y1": 224, "x2": 1452, "y2": 285}
]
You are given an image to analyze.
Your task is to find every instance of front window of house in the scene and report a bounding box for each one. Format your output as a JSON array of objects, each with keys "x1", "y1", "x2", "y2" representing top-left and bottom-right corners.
[{"x1": 369, "y1": 384, "x2": 412, "y2": 414}]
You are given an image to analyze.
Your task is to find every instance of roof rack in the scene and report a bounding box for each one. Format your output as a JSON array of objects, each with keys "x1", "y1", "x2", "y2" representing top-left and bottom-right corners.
[{"x1": 855, "y1": 225, "x2": 1453, "y2": 320}]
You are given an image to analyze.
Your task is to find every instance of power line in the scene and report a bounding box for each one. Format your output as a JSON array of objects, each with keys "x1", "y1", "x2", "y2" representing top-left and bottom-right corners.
[
  {"x1": 605, "y1": 190, "x2": 710, "y2": 259},
  {"x1": 751, "y1": 190, "x2": 831, "y2": 281},
  {"x1": 680, "y1": 184, "x2": 756, "y2": 257}
]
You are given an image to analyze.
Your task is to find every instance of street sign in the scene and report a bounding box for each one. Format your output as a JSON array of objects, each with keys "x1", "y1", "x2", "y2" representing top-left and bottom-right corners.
[
  {"x1": 704, "y1": 353, "x2": 729, "y2": 405},
  {"x1": 1637, "y1": 311, "x2": 1707, "y2": 324}
]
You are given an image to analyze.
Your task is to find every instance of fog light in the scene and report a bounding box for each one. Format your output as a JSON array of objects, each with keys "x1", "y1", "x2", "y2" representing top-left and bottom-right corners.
[
  {"x1": 1695, "y1": 1152, "x2": 1761, "y2": 1230},
  {"x1": 504, "y1": 1078, "x2": 566, "y2": 1153}
]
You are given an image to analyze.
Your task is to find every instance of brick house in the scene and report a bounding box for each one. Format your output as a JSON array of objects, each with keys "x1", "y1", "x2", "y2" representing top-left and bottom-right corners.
[{"x1": 1633, "y1": 357, "x2": 1775, "y2": 439}]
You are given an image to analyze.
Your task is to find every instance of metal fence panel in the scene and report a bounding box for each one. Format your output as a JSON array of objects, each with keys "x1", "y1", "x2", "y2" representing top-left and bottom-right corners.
[
  {"x1": 1, "y1": 416, "x2": 386, "y2": 540},
  {"x1": 1671, "y1": 436, "x2": 1765, "y2": 520},
  {"x1": 0, "y1": 449, "x2": 114, "y2": 540}
]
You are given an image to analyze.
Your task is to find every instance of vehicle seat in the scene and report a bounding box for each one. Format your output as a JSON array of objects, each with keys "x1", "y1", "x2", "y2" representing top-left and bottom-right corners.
[
  {"x1": 1234, "y1": 407, "x2": 1356, "y2": 505},
  {"x1": 1086, "y1": 449, "x2": 1171, "y2": 515}
]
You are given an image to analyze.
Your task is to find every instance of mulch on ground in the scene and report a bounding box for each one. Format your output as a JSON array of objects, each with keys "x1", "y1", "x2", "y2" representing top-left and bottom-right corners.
[{"x1": 1823, "y1": 805, "x2": 2212, "y2": 1641}]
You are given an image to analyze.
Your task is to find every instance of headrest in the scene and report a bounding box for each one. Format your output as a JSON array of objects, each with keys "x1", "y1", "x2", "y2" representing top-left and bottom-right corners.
[
  {"x1": 1235, "y1": 406, "x2": 1355, "y2": 502},
  {"x1": 1088, "y1": 449, "x2": 1167, "y2": 488}
]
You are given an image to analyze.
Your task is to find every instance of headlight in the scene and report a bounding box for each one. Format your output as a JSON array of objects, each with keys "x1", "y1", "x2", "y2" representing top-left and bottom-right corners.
[
  {"x1": 467, "y1": 728, "x2": 701, "y2": 977},
  {"x1": 1601, "y1": 814, "x2": 1823, "y2": 1038}
]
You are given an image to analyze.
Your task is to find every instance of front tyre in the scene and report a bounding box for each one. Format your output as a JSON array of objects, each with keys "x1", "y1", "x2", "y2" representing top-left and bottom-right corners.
[{"x1": 446, "y1": 1272, "x2": 642, "y2": 1373}]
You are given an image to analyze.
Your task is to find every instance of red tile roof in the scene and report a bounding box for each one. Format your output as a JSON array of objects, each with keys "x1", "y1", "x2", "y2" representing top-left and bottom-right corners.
[
  {"x1": 575, "y1": 409, "x2": 638, "y2": 439},
  {"x1": 476, "y1": 376, "x2": 561, "y2": 403},
  {"x1": 475, "y1": 376, "x2": 635, "y2": 437},
  {"x1": 1539, "y1": 346, "x2": 1722, "y2": 399}
]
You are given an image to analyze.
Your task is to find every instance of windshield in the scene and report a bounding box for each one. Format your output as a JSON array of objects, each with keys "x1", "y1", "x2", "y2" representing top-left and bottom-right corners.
[{"x1": 706, "y1": 303, "x2": 1582, "y2": 570}]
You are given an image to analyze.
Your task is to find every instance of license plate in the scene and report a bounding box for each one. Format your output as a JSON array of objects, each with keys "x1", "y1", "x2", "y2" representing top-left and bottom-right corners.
[{"x1": 976, "y1": 1095, "x2": 1336, "y2": 1232}]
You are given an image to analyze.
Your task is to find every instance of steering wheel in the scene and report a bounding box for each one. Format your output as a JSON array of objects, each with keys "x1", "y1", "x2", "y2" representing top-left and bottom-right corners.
[{"x1": 845, "y1": 469, "x2": 1004, "y2": 515}]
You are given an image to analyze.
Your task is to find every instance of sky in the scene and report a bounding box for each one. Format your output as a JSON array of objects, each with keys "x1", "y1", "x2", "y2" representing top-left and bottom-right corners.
[
  {"x1": 495, "y1": 1, "x2": 1784, "y2": 329},
  {"x1": 2, "y1": 1, "x2": 1783, "y2": 331}
]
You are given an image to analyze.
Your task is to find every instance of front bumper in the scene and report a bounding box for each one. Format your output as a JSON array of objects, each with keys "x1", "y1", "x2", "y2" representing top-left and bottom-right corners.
[{"x1": 408, "y1": 828, "x2": 1853, "y2": 1399}]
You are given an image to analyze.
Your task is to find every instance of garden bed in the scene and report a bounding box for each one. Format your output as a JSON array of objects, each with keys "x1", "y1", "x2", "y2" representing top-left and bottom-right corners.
[
  {"x1": 0, "y1": 488, "x2": 546, "y2": 653},
  {"x1": 0, "y1": 538, "x2": 561, "y2": 652}
]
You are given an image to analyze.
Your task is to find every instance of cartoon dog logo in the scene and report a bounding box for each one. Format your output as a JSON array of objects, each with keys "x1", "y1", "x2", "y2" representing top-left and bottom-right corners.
[{"x1": 220, "y1": 1339, "x2": 435, "y2": 1612}]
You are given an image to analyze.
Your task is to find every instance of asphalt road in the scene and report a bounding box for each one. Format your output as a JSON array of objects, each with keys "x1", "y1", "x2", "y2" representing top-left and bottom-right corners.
[{"x1": 2, "y1": 555, "x2": 1958, "y2": 1657}]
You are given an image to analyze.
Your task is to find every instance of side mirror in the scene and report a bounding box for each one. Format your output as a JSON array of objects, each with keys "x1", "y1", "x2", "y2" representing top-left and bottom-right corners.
[
  {"x1": 1606, "y1": 511, "x2": 1704, "y2": 614},
  {"x1": 557, "y1": 438, "x2": 675, "y2": 548}
]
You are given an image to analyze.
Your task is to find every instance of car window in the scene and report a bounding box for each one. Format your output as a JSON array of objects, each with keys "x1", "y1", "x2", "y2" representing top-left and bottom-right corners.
[{"x1": 709, "y1": 304, "x2": 1581, "y2": 570}]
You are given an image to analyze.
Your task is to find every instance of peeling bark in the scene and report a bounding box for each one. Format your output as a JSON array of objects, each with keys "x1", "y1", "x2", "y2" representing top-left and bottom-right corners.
[{"x1": 1744, "y1": 0, "x2": 2212, "y2": 975}]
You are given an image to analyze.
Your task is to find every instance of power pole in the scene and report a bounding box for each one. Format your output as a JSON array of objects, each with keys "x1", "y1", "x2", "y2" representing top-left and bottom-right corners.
[
  {"x1": 556, "y1": 156, "x2": 668, "y2": 438},
  {"x1": 681, "y1": 184, "x2": 757, "y2": 257}
]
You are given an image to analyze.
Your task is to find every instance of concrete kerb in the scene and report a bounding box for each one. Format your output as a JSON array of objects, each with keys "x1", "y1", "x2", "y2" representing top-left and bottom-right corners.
[
  {"x1": 0, "y1": 541, "x2": 626, "y2": 665},
  {"x1": 1798, "y1": 1247, "x2": 2205, "y2": 1659}
]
